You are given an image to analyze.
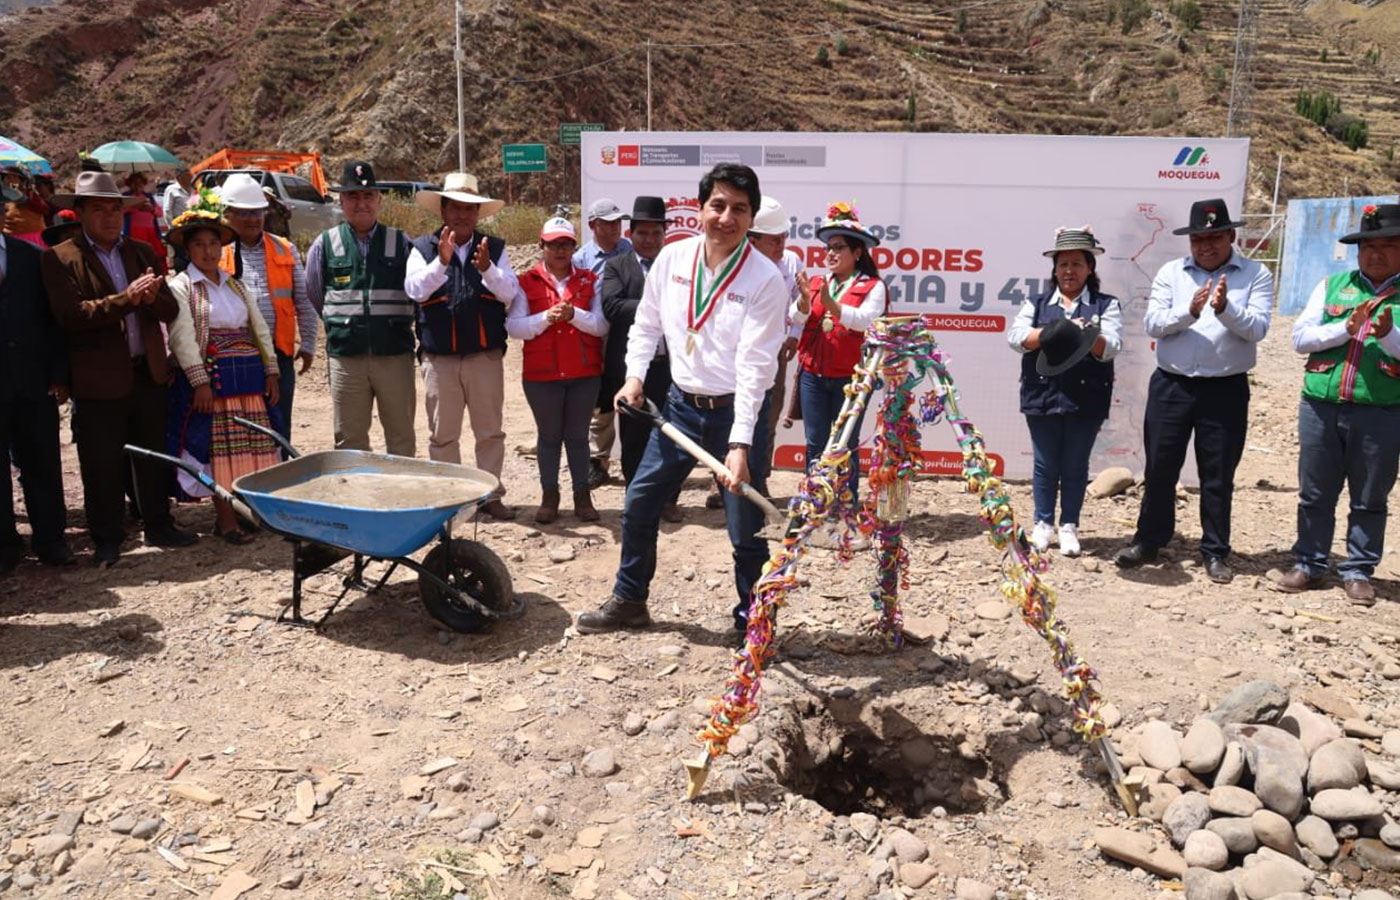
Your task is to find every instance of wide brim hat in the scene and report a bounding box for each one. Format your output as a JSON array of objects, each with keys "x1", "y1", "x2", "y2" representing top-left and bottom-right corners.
[
  {"x1": 1043, "y1": 226, "x2": 1105, "y2": 258},
  {"x1": 1339, "y1": 203, "x2": 1400, "y2": 244},
  {"x1": 625, "y1": 195, "x2": 668, "y2": 224},
  {"x1": 1172, "y1": 198, "x2": 1245, "y2": 236},
  {"x1": 0, "y1": 185, "x2": 20, "y2": 204},
  {"x1": 49, "y1": 171, "x2": 143, "y2": 210},
  {"x1": 164, "y1": 209, "x2": 236, "y2": 250},
  {"x1": 41, "y1": 212, "x2": 82, "y2": 248},
  {"x1": 218, "y1": 173, "x2": 269, "y2": 210},
  {"x1": 815, "y1": 201, "x2": 879, "y2": 248},
  {"x1": 329, "y1": 159, "x2": 389, "y2": 193},
  {"x1": 415, "y1": 172, "x2": 505, "y2": 218},
  {"x1": 1036, "y1": 317, "x2": 1101, "y2": 377}
]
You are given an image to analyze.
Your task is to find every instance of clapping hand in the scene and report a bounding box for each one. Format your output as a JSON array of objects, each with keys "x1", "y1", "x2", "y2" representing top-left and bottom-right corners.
[
  {"x1": 1190, "y1": 278, "x2": 1212, "y2": 317},
  {"x1": 794, "y1": 271, "x2": 811, "y2": 314},
  {"x1": 437, "y1": 226, "x2": 457, "y2": 265},
  {"x1": 473, "y1": 238, "x2": 491, "y2": 272},
  {"x1": 1346, "y1": 300, "x2": 1379, "y2": 336},
  {"x1": 1210, "y1": 275, "x2": 1229, "y2": 314},
  {"x1": 126, "y1": 268, "x2": 161, "y2": 305},
  {"x1": 546, "y1": 302, "x2": 574, "y2": 324},
  {"x1": 1373, "y1": 304, "x2": 1394, "y2": 339}
]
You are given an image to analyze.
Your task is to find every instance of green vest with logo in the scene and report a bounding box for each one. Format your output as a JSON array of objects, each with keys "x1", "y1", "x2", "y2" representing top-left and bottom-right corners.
[
  {"x1": 1301, "y1": 270, "x2": 1400, "y2": 407},
  {"x1": 318, "y1": 223, "x2": 415, "y2": 358}
]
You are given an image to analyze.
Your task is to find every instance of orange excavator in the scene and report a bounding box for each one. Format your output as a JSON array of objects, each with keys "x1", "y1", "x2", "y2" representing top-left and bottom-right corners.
[{"x1": 190, "y1": 149, "x2": 329, "y2": 197}]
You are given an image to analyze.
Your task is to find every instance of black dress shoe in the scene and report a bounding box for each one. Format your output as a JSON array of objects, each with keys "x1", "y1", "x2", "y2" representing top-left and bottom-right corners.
[
  {"x1": 37, "y1": 547, "x2": 77, "y2": 567},
  {"x1": 92, "y1": 544, "x2": 121, "y2": 568},
  {"x1": 587, "y1": 460, "x2": 610, "y2": 490},
  {"x1": 1203, "y1": 556, "x2": 1234, "y2": 584},
  {"x1": 144, "y1": 524, "x2": 199, "y2": 548},
  {"x1": 576, "y1": 597, "x2": 652, "y2": 634},
  {"x1": 1113, "y1": 543, "x2": 1158, "y2": 568},
  {"x1": 0, "y1": 549, "x2": 21, "y2": 575}
]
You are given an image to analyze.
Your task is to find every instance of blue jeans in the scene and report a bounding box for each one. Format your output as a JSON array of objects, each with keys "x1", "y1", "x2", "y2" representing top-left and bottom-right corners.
[
  {"x1": 1025, "y1": 414, "x2": 1102, "y2": 526},
  {"x1": 799, "y1": 370, "x2": 865, "y2": 501},
  {"x1": 613, "y1": 385, "x2": 771, "y2": 625},
  {"x1": 1294, "y1": 397, "x2": 1400, "y2": 581}
]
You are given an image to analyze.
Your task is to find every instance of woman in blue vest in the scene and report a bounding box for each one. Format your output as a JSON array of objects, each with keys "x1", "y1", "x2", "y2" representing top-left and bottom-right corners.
[
  {"x1": 507, "y1": 217, "x2": 609, "y2": 524},
  {"x1": 1007, "y1": 227, "x2": 1122, "y2": 557}
]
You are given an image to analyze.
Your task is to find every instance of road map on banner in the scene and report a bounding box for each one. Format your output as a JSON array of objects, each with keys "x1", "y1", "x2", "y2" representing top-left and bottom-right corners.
[{"x1": 581, "y1": 132, "x2": 1250, "y2": 479}]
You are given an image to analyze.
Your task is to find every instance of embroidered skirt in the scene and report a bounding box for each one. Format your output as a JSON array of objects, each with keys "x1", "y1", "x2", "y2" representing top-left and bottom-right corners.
[{"x1": 168, "y1": 329, "x2": 282, "y2": 500}]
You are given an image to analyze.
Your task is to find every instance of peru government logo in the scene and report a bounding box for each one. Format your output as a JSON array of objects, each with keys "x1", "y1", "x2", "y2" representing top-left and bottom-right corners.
[{"x1": 1159, "y1": 146, "x2": 1220, "y2": 181}]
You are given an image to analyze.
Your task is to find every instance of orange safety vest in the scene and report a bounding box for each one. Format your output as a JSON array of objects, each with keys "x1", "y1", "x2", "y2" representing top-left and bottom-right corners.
[{"x1": 220, "y1": 233, "x2": 299, "y2": 356}]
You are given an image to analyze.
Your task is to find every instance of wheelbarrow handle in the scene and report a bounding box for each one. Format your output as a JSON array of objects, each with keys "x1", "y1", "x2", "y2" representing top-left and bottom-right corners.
[
  {"x1": 232, "y1": 416, "x2": 299, "y2": 458},
  {"x1": 616, "y1": 398, "x2": 783, "y2": 524},
  {"x1": 122, "y1": 444, "x2": 258, "y2": 524}
]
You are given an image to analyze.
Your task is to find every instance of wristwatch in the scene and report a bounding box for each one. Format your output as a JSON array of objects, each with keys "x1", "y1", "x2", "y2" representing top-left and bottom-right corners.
[{"x1": 728, "y1": 442, "x2": 750, "y2": 450}]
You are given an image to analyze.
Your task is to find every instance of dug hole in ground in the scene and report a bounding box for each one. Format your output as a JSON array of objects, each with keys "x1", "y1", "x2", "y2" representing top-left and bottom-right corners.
[{"x1": 2, "y1": 304, "x2": 1399, "y2": 900}]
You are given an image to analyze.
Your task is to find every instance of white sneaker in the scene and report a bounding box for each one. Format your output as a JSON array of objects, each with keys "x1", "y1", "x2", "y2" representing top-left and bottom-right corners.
[
  {"x1": 1059, "y1": 523, "x2": 1081, "y2": 557},
  {"x1": 1030, "y1": 521, "x2": 1054, "y2": 553}
]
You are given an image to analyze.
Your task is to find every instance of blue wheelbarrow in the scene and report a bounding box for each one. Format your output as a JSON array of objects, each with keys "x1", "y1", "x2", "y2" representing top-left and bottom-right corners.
[{"x1": 124, "y1": 420, "x2": 522, "y2": 633}]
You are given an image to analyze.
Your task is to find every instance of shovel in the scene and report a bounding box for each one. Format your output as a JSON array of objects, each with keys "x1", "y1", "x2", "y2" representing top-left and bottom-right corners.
[{"x1": 615, "y1": 398, "x2": 785, "y2": 530}]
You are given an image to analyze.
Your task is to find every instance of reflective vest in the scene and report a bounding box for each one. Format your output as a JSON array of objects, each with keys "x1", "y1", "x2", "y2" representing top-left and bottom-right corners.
[
  {"x1": 517, "y1": 263, "x2": 603, "y2": 382},
  {"x1": 798, "y1": 274, "x2": 882, "y2": 378},
  {"x1": 220, "y1": 233, "x2": 299, "y2": 356},
  {"x1": 1302, "y1": 271, "x2": 1400, "y2": 407},
  {"x1": 318, "y1": 223, "x2": 414, "y2": 358}
]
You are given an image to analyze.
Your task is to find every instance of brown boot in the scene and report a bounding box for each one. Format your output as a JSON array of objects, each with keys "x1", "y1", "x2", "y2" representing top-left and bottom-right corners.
[
  {"x1": 535, "y1": 489, "x2": 560, "y2": 524},
  {"x1": 573, "y1": 489, "x2": 600, "y2": 522}
]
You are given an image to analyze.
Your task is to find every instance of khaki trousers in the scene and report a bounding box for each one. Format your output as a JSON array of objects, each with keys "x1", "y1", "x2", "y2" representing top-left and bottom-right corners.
[
  {"x1": 328, "y1": 353, "x2": 417, "y2": 457},
  {"x1": 423, "y1": 350, "x2": 506, "y2": 494},
  {"x1": 589, "y1": 409, "x2": 616, "y2": 468}
]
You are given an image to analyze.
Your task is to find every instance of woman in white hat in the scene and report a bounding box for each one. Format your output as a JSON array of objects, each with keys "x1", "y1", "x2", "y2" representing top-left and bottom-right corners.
[
  {"x1": 1006, "y1": 226, "x2": 1122, "y2": 557},
  {"x1": 506, "y1": 217, "x2": 610, "y2": 524},
  {"x1": 163, "y1": 189, "x2": 282, "y2": 544},
  {"x1": 792, "y1": 201, "x2": 888, "y2": 502}
]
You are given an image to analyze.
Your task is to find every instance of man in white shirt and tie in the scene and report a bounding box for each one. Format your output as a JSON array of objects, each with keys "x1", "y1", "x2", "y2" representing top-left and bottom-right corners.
[{"x1": 577, "y1": 164, "x2": 789, "y2": 634}]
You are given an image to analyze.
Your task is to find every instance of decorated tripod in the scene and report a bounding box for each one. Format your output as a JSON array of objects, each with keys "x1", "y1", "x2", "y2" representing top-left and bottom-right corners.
[{"x1": 682, "y1": 315, "x2": 1134, "y2": 815}]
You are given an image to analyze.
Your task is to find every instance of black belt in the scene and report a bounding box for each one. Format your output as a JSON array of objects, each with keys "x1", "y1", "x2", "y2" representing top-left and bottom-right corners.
[{"x1": 679, "y1": 390, "x2": 734, "y2": 410}]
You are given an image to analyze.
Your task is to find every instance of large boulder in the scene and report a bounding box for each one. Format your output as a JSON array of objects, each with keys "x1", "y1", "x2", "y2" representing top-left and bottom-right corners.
[{"x1": 1205, "y1": 681, "x2": 1288, "y2": 727}]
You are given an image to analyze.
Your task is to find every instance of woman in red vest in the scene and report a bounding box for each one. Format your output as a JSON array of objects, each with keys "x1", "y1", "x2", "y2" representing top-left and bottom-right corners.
[
  {"x1": 794, "y1": 202, "x2": 887, "y2": 501},
  {"x1": 507, "y1": 217, "x2": 610, "y2": 524}
]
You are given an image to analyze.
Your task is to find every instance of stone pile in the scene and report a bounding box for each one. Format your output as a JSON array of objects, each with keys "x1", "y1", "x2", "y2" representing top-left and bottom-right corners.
[{"x1": 1093, "y1": 680, "x2": 1400, "y2": 900}]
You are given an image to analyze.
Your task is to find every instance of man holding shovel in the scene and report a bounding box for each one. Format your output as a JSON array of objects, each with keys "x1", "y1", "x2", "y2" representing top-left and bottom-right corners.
[{"x1": 576, "y1": 164, "x2": 789, "y2": 635}]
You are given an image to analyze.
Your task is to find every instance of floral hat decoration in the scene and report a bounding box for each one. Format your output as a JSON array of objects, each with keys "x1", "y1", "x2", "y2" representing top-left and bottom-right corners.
[
  {"x1": 1339, "y1": 202, "x2": 1400, "y2": 244},
  {"x1": 816, "y1": 200, "x2": 881, "y2": 249},
  {"x1": 165, "y1": 184, "x2": 236, "y2": 250}
]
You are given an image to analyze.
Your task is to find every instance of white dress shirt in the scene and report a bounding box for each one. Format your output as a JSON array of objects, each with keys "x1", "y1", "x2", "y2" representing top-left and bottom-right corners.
[
  {"x1": 505, "y1": 267, "x2": 609, "y2": 340},
  {"x1": 1006, "y1": 287, "x2": 1124, "y2": 361},
  {"x1": 403, "y1": 235, "x2": 522, "y2": 307},
  {"x1": 1292, "y1": 271, "x2": 1400, "y2": 358},
  {"x1": 1144, "y1": 251, "x2": 1274, "y2": 377},
  {"x1": 187, "y1": 266, "x2": 250, "y2": 329},
  {"x1": 625, "y1": 235, "x2": 788, "y2": 444}
]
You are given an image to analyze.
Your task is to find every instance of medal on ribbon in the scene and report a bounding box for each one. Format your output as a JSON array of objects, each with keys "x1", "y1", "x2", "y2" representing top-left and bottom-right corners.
[
  {"x1": 820, "y1": 275, "x2": 856, "y2": 335},
  {"x1": 687, "y1": 239, "x2": 751, "y2": 354}
]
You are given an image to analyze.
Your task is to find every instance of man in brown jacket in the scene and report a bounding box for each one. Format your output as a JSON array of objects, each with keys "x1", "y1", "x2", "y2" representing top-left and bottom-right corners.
[{"x1": 42, "y1": 171, "x2": 197, "y2": 566}]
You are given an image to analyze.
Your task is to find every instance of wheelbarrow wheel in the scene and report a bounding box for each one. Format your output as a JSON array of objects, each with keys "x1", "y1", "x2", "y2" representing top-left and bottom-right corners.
[{"x1": 419, "y1": 539, "x2": 516, "y2": 633}]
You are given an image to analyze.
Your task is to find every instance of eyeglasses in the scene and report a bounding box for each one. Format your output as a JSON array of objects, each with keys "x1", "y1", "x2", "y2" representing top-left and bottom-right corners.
[{"x1": 826, "y1": 243, "x2": 852, "y2": 254}]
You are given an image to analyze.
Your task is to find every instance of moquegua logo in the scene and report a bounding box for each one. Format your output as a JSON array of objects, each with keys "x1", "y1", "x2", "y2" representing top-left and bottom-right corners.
[{"x1": 1159, "y1": 146, "x2": 1220, "y2": 181}]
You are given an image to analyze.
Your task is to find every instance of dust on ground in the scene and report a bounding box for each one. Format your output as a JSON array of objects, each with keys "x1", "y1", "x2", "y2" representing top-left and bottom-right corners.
[{"x1": 2, "y1": 310, "x2": 1398, "y2": 899}]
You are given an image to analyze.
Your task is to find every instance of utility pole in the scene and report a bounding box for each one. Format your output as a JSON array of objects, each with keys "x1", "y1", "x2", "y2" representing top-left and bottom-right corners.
[
  {"x1": 646, "y1": 40, "x2": 653, "y2": 131},
  {"x1": 454, "y1": 0, "x2": 466, "y2": 170},
  {"x1": 1225, "y1": 0, "x2": 1258, "y2": 137}
]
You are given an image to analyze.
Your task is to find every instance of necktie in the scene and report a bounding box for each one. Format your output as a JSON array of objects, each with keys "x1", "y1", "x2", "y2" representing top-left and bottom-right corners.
[{"x1": 640, "y1": 258, "x2": 652, "y2": 275}]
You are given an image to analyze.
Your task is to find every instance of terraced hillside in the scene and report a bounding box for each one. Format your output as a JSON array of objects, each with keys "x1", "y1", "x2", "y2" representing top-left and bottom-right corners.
[{"x1": 2, "y1": 0, "x2": 1400, "y2": 207}]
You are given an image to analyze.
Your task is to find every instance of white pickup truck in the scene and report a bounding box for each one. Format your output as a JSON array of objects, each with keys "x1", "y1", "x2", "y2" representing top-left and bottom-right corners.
[{"x1": 194, "y1": 168, "x2": 344, "y2": 236}]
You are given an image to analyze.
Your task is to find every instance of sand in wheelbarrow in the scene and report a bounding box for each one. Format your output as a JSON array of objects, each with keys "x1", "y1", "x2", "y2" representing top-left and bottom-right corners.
[{"x1": 271, "y1": 473, "x2": 489, "y2": 509}]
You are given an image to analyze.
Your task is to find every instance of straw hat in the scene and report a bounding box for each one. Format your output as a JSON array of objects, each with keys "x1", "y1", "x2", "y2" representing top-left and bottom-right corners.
[{"x1": 415, "y1": 172, "x2": 505, "y2": 218}]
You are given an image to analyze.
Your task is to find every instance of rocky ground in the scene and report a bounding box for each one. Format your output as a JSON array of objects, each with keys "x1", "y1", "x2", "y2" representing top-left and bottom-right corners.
[{"x1": 2, "y1": 311, "x2": 1400, "y2": 900}]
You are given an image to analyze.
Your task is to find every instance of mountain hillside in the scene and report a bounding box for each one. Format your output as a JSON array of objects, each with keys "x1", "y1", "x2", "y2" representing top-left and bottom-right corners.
[{"x1": 4, "y1": 0, "x2": 1400, "y2": 211}]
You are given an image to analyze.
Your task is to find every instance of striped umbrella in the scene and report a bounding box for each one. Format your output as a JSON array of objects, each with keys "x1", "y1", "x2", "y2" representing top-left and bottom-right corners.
[
  {"x1": 0, "y1": 136, "x2": 53, "y2": 176},
  {"x1": 89, "y1": 140, "x2": 181, "y2": 173}
]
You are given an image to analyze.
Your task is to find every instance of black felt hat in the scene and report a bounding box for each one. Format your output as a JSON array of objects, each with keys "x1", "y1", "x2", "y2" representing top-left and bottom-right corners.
[
  {"x1": 1171, "y1": 198, "x2": 1244, "y2": 236},
  {"x1": 329, "y1": 159, "x2": 387, "y2": 192},
  {"x1": 1339, "y1": 203, "x2": 1400, "y2": 244},
  {"x1": 1036, "y1": 317, "x2": 1101, "y2": 377},
  {"x1": 626, "y1": 196, "x2": 668, "y2": 224}
]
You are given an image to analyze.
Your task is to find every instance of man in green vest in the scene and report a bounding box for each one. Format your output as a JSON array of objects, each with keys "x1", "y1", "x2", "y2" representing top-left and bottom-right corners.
[
  {"x1": 1278, "y1": 203, "x2": 1400, "y2": 606},
  {"x1": 305, "y1": 160, "x2": 416, "y2": 457}
]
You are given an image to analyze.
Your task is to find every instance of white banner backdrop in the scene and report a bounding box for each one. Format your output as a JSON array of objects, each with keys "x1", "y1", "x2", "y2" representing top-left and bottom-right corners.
[{"x1": 581, "y1": 132, "x2": 1249, "y2": 479}]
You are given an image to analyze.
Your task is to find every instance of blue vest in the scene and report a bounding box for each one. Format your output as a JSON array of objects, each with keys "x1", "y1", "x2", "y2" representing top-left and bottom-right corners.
[
  {"x1": 410, "y1": 233, "x2": 508, "y2": 356},
  {"x1": 1018, "y1": 288, "x2": 1116, "y2": 419}
]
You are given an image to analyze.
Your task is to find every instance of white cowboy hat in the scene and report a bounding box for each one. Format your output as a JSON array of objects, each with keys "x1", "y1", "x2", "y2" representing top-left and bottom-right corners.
[
  {"x1": 49, "y1": 171, "x2": 143, "y2": 210},
  {"x1": 217, "y1": 173, "x2": 269, "y2": 210},
  {"x1": 748, "y1": 196, "x2": 787, "y2": 236},
  {"x1": 415, "y1": 172, "x2": 505, "y2": 219}
]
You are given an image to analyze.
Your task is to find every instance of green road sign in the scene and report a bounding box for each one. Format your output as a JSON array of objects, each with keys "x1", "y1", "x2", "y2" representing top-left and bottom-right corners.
[
  {"x1": 502, "y1": 143, "x2": 547, "y2": 173},
  {"x1": 559, "y1": 123, "x2": 604, "y2": 145}
]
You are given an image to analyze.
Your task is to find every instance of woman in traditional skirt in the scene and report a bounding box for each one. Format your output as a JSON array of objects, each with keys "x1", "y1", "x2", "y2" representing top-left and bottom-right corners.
[{"x1": 164, "y1": 189, "x2": 282, "y2": 544}]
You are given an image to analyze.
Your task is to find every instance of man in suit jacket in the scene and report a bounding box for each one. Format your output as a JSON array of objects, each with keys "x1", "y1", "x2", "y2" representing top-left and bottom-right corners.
[
  {"x1": 42, "y1": 171, "x2": 196, "y2": 566},
  {"x1": 600, "y1": 196, "x2": 680, "y2": 522},
  {"x1": 0, "y1": 191, "x2": 74, "y2": 573}
]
